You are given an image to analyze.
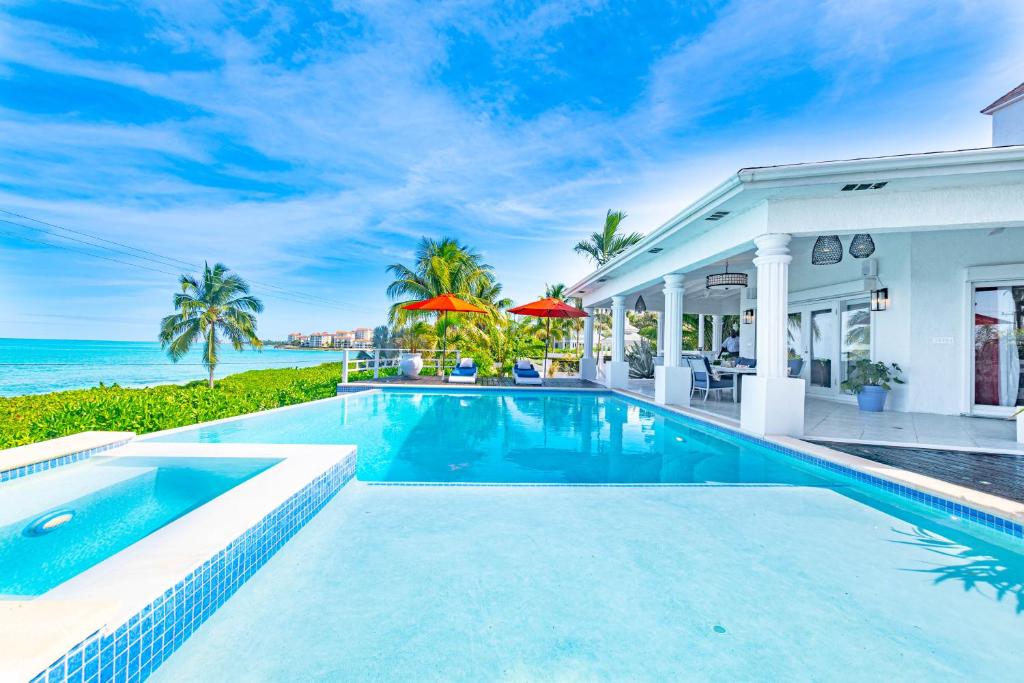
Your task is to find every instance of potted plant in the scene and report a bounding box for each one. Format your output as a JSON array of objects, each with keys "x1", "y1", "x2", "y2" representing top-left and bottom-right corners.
[
  {"x1": 841, "y1": 359, "x2": 905, "y2": 412},
  {"x1": 787, "y1": 350, "x2": 804, "y2": 377}
]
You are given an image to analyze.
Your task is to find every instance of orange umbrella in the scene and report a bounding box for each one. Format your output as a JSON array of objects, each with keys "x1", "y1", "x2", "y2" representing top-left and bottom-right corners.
[
  {"x1": 507, "y1": 297, "x2": 588, "y2": 378},
  {"x1": 402, "y1": 294, "x2": 487, "y2": 374}
]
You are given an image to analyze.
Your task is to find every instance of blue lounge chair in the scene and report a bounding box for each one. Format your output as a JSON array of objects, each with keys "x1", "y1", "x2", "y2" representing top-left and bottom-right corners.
[
  {"x1": 448, "y1": 358, "x2": 478, "y2": 384},
  {"x1": 687, "y1": 356, "x2": 734, "y2": 401},
  {"x1": 513, "y1": 360, "x2": 542, "y2": 385}
]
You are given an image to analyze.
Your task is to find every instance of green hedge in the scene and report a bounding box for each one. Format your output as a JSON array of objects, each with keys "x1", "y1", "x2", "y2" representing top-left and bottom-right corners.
[{"x1": 0, "y1": 363, "x2": 395, "y2": 450}]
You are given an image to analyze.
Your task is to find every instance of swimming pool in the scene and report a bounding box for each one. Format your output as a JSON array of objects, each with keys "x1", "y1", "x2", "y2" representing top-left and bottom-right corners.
[
  {"x1": 152, "y1": 389, "x2": 830, "y2": 485},
  {"x1": 0, "y1": 455, "x2": 277, "y2": 596},
  {"x1": 145, "y1": 389, "x2": 1023, "y2": 679}
]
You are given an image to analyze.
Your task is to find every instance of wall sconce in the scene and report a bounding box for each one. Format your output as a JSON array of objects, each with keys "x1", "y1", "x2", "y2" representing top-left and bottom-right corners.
[
  {"x1": 742, "y1": 309, "x2": 755, "y2": 324},
  {"x1": 870, "y1": 288, "x2": 889, "y2": 312}
]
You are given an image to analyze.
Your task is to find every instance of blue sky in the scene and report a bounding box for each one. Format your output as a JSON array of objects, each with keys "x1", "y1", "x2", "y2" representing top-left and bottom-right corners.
[{"x1": 0, "y1": 0, "x2": 1021, "y2": 340}]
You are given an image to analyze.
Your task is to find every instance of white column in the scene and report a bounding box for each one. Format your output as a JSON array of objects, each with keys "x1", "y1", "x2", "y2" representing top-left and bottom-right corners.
[
  {"x1": 711, "y1": 315, "x2": 723, "y2": 355},
  {"x1": 741, "y1": 233, "x2": 804, "y2": 436},
  {"x1": 656, "y1": 312, "x2": 665, "y2": 354},
  {"x1": 697, "y1": 314, "x2": 705, "y2": 352},
  {"x1": 661, "y1": 275, "x2": 684, "y2": 367},
  {"x1": 580, "y1": 307, "x2": 596, "y2": 381},
  {"x1": 754, "y1": 234, "x2": 790, "y2": 378},
  {"x1": 605, "y1": 296, "x2": 629, "y2": 388},
  {"x1": 655, "y1": 274, "x2": 691, "y2": 405},
  {"x1": 611, "y1": 296, "x2": 626, "y2": 362}
]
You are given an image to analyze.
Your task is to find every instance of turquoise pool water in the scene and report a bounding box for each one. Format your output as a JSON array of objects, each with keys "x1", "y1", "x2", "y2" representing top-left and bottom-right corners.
[
  {"x1": 147, "y1": 390, "x2": 1024, "y2": 679},
  {"x1": 0, "y1": 456, "x2": 277, "y2": 596},
  {"x1": 153, "y1": 389, "x2": 830, "y2": 485}
]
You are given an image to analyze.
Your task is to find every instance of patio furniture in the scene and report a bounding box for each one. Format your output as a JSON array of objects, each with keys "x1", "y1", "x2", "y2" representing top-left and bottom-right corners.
[
  {"x1": 687, "y1": 356, "x2": 736, "y2": 402},
  {"x1": 448, "y1": 358, "x2": 478, "y2": 384},
  {"x1": 714, "y1": 365, "x2": 756, "y2": 402},
  {"x1": 513, "y1": 360, "x2": 543, "y2": 385}
]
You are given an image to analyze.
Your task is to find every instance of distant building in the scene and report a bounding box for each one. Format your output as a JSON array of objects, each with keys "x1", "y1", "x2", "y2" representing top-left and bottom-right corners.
[
  {"x1": 287, "y1": 332, "x2": 304, "y2": 344},
  {"x1": 306, "y1": 332, "x2": 333, "y2": 348}
]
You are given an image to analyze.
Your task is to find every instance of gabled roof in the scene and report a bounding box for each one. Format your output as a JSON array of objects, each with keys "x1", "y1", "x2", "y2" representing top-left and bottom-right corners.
[{"x1": 981, "y1": 82, "x2": 1024, "y2": 115}]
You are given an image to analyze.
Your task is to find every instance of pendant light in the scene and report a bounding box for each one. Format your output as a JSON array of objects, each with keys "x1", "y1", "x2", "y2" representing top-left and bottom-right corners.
[
  {"x1": 705, "y1": 261, "x2": 748, "y2": 290},
  {"x1": 811, "y1": 235, "x2": 843, "y2": 265},
  {"x1": 849, "y1": 233, "x2": 876, "y2": 258}
]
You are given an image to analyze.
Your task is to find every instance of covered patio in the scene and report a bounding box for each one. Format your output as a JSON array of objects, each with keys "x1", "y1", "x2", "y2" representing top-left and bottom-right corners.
[{"x1": 570, "y1": 112, "x2": 1024, "y2": 446}]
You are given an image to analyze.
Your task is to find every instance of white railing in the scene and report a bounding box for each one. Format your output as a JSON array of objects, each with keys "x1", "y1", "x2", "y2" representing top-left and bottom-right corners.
[{"x1": 338, "y1": 348, "x2": 462, "y2": 383}]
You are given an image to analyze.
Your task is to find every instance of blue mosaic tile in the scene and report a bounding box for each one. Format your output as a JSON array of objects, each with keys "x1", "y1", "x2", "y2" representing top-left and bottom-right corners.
[
  {"x1": 33, "y1": 455, "x2": 356, "y2": 682},
  {"x1": 618, "y1": 392, "x2": 1024, "y2": 541},
  {"x1": 0, "y1": 439, "x2": 132, "y2": 483}
]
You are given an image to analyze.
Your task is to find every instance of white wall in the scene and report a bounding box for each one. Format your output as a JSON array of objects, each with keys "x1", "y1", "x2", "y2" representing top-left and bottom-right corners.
[
  {"x1": 908, "y1": 227, "x2": 1024, "y2": 415},
  {"x1": 992, "y1": 100, "x2": 1024, "y2": 146}
]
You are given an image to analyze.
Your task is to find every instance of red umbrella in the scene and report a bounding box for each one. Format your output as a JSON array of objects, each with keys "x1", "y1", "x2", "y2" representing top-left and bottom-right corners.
[
  {"x1": 507, "y1": 297, "x2": 588, "y2": 378},
  {"x1": 402, "y1": 294, "x2": 487, "y2": 375}
]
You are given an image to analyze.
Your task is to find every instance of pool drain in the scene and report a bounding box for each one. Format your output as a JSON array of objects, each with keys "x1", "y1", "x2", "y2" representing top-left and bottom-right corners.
[
  {"x1": 24, "y1": 509, "x2": 75, "y2": 537},
  {"x1": 713, "y1": 625, "x2": 727, "y2": 634}
]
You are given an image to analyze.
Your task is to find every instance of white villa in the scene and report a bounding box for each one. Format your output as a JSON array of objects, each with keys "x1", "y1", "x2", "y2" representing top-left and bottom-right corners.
[{"x1": 572, "y1": 84, "x2": 1024, "y2": 439}]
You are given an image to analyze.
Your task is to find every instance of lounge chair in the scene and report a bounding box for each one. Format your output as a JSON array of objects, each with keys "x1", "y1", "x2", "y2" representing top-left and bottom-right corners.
[
  {"x1": 513, "y1": 360, "x2": 543, "y2": 385},
  {"x1": 687, "y1": 356, "x2": 734, "y2": 401},
  {"x1": 448, "y1": 358, "x2": 478, "y2": 384}
]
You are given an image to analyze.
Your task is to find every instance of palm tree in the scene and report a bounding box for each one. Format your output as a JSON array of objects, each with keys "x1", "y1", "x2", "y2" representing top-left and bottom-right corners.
[
  {"x1": 159, "y1": 262, "x2": 264, "y2": 388},
  {"x1": 386, "y1": 237, "x2": 504, "y2": 371},
  {"x1": 573, "y1": 210, "x2": 644, "y2": 266}
]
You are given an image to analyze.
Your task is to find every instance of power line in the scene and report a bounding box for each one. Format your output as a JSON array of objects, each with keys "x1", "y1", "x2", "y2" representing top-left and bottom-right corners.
[{"x1": 0, "y1": 208, "x2": 381, "y2": 314}]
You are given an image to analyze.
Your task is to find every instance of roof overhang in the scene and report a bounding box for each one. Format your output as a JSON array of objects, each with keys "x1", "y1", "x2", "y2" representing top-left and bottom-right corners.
[{"x1": 569, "y1": 145, "x2": 1024, "y2": 303}]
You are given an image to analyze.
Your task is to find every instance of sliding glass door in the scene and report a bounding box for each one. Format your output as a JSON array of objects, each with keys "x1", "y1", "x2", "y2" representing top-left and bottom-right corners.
[{"x1": 972, "y1": 284, "x2": 1024, "y2": 415}]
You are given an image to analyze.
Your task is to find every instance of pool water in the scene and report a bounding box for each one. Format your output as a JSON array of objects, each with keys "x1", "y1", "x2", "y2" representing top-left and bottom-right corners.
[
  {"x1": 0, "y1": 456, "x2": 277, "y2": 596},
  {"x1": 153, "y1": 389, "x2": 830, "y2": 486},
  {"x1": 145, "y1": 390, "x2": 1024, "y2": 679}
]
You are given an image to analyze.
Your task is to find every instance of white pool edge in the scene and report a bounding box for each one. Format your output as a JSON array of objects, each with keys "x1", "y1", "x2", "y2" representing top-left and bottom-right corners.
[{"x1": 5, "y1": 442, "x2": 357, "y2": 682}]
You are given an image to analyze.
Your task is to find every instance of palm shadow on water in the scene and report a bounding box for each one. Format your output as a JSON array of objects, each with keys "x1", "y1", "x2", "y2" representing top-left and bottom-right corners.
[{"x1": 890, "y1": 525, "x2": 1024, "y2": 614}]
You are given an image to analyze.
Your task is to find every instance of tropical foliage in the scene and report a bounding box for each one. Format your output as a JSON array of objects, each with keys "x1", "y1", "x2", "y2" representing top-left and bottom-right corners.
[
  {"x1": 573, "y1": 209, "x2": 643, "y2": 266},
  {"x1": 158, "y1": 262, "x2": 264, "y2": 388},
  {"x1": 0, "y1": 363, "x2": 380, "y2": 449},
  {"x1": 625, "y1": 339, "x2": 656, "y2": 379},
  {"x1": 840, "y1": 360, "x2": 905, "y2": 394}
]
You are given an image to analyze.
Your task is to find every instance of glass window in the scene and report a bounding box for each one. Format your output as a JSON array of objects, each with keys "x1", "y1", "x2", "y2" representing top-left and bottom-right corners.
[
  {"x1": 841, "y1": 301, "x2": 871, "y2": 383},
  {"x1": 973, "y1": 286, "x2": 1024, "y2": 407},
  {"x1": 810, "y1": 308, "x2": 834, "y2": 388}
]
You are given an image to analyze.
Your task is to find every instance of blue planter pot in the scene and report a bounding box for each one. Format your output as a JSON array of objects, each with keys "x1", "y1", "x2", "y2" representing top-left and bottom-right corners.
[{"x1": 856, "y1": 385, "x2": 888, "y2": 412}]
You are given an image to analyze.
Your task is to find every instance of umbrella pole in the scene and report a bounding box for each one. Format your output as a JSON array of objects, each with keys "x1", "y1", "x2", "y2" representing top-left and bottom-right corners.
[
  {"x1": 545, "y1": 317, "x2": 551, "y2": 380},
  {"x1": 441, "y1": 310, "x2": 447, "y2": 377}
]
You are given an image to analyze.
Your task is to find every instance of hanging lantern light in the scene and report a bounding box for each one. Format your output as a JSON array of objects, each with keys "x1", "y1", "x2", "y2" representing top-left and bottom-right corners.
[
  {"x1": 812, "y1": 235, "x2": 843, "y2": 265},
  {"x1": 705, "y1": 261, "x2": 748, "y2": 290},
  {"x1": 634, "y1": 295, "x2": 647, "y2": 313},
  {"x1": 849, "y1": 233, "x2": 875, "y2": 258}
]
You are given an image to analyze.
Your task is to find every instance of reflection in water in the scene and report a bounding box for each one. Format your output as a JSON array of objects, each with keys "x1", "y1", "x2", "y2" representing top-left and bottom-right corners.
[{"x1": 381, "y1": 392, "x2": 832, "y2": 485}]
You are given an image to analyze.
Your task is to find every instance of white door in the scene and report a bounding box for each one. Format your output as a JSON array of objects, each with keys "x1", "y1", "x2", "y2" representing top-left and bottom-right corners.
[{"x1": 789, "y1": 297, "x2": 871, "y2": 399}]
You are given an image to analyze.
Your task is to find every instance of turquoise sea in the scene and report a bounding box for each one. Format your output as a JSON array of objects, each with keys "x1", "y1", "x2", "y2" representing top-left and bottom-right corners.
[{"x1": 0, "y1": 338, "x2": 344, "y2": 397}]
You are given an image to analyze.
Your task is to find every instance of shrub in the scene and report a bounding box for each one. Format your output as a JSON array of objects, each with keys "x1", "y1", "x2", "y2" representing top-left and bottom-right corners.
[
  {"x1": 626, "y1": 339, "x2": 655, "y2": 379},
  {"x1": 0, "y1": 362, "x2": 352, "y2": 449}
]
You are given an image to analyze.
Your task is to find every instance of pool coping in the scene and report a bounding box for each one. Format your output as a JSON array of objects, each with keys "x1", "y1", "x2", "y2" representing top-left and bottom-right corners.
[
  {"x1": 610, "y1": 389, "x2": 1024, "y2": 536},
  {"x1": 4, "y1": 442, "x2": 357, "y2": 682},
  {"x1": 0, "y1": 431, "x2": 135, "y2": 481}
]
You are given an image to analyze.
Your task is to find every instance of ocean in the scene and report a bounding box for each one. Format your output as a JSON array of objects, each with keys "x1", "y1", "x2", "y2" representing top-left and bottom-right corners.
[{"x1": 0, "y1": 338, "x2": 347, "y2": 397}]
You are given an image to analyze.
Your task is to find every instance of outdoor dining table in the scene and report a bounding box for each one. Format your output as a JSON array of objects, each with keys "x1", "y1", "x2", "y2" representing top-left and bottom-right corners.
[{"x1": 714, "y1": 365, "x2": 757, "y2": 403}]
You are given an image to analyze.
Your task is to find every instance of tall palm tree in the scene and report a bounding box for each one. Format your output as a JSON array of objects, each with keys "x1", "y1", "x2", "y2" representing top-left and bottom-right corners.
[
  {"x1": 159, "y1": 262, "x2": 264, "y2": 388},
  {"x1": 573, "y1": 210, "x2": 644, "y2": 266},
  {"x1": 386, "y1": 237, "x2": 504, "y2": 368}
]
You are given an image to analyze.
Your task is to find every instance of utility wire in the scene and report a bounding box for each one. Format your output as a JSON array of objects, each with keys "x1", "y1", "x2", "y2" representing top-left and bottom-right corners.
[{"x1": 0, "y1": 209, "x2": 380, "y2": 314}]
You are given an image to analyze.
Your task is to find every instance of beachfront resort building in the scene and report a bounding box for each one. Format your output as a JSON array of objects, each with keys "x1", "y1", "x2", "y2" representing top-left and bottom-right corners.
[{"x1": 572, "y1": 84, "x2": 1024, "y2": 439}]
